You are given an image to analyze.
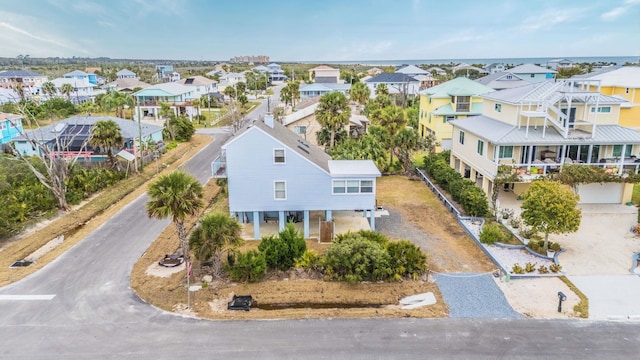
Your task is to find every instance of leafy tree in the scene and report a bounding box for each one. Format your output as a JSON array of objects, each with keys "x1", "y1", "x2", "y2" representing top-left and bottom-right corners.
[
  {"x1": 330, "y1": 128, "x2": 387, "y2": 170},
  {"x1": 520, "y1": 180, "x2": 581, "y2": 252},
  {"x1": 101, "y1": 90, "x2": 133, "y2": 118},
  {"x1": 315, "y1": 92, "x2": 350, "y2": 149},
  {"x1": 392, "y1": 127, "x2": 428, "y2": 174},
  {"x1": 376, "y1": 105, "x2": 406, "y2": 165},
  {"x1": 258, "y1": 222, "x2": 306, "y2": 271},
  {"x1": 189, "y1": 212, "x2": 242, "y2": 277},
  {"x1": 60, "y1": 83, "x2": 74, "y2": 101},
  {"x1": 405, "y1": 106, "x2": 419, "y2": 129},
  {"x1": 89, "y1": 119, "x2": 124, "y2": 169},
  {"x1": 237, "y1": 93, "x2": 248, "y2": 106},
  {"x1": 147, "y1": 170, "x2": 204, "y2": 279},
  {"x1": 279, "y1": 84, "x2": 292, "y2": 107},
  {"x1": 556, "y1": 66, "x2": 585, "y2": 78},
  {"x1": 223, "y1": 85, "x2": 236, "y2": 100},
  {"x1": 230, "y1": 250, "x2": 266, "y2": 282},
  {"x1": 235, "y1": 81, "x2": 246, "y2": 95},
  {"x1": 165, "y1": 115, "x2": 195, "y2": 142},
  {"x1": 349, "y1": 81, "x2": 370, "y2": 108}
]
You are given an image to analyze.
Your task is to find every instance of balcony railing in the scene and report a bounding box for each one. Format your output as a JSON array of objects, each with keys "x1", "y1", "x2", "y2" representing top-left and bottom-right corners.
[
  {"x1": 211, "y1": 155, "x2": 227, "y2": 178},
  {"x1": 505, "y1": 158, "x2": 640, "y2": 179},
  {"x1": 136, "y1": 100, "x2": 190, "y2": 107}
]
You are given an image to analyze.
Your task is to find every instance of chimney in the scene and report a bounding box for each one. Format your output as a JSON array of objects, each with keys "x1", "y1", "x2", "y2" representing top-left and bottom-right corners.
[{"x1": 264, "y1": 113, "x2": 274, "y2": 128}]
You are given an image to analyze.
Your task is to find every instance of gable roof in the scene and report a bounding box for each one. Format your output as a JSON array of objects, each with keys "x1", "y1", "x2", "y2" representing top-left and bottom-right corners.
[
  {"x1": 475, "y1": 72, "x2": 530, "y2": 89},
  {"x1": 310, "y1": 65, "x2": 337, "y2": 71},
  {"x1": 451, "y1": 115, "x2": 640, "y2": 145},
  {"x1": 365, "y1": 73, "x2": 418, "y2": 83},
  {"x1": 16, "y1": 116, "x2": 163, "y2": 142},
  {"x1": 396, "y1": 65, "x2": 428, "y2": 75},
  {"x1": 105, "y1": 78, "x2": 151, "y2": 90},
  {"x1": 116, "y1": 69, "x2": 136, "y2": 76},
  {"x1": 0, "y1": 70, "x2": 46, "y2": 78},
  {"x1": 0, "y1": 112, "x2": 22, "y2": 121},
  {"x1": 177, "y1": 75, "x2": 216, "y2": 86},
  {"x1": 419, "y1": 77, "x2": 494, "y2": 97},
  {"x1": 480, "y1": 80, "x2": 624, "y2": 104},
  {"x1": 52, "y1": 77, "x2": 95, "y2": 88},
  {"x1": 509, "y1": 63, "x2": 557, "y2": 74},
  {"x1": 64, "y1": 70, "x2": 90, "y2": 77},
  {"x1": 572, "y1": 66, "x2": 640, "y2": 88}
]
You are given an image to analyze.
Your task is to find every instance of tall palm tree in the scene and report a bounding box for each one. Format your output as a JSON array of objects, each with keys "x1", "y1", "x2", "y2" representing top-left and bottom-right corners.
[
  {"x1": 378, "y1": 106, "x2": 407, "y2": 164},
  {"x1": 315, "y1": 91, "x2": 350, "y2": 149},
  {"x1": 102, "y1": 90, "x2": 133, "y2": 119},
  {"x1": 89, "y1": 119, "x2": 124, "y2": 169},
  {"x1": 60, "y1": 83, "x2": 74, "y2": 101},
  {"x1": 375, "y1": 83, "x2": 389, "y2": 97},
  {"x1": 146, "y1": 171, "x2": 204, "y2": 279},
  {"x1": 349, "y1": 82, "x2": 371, "y2": 110},
  {"x1": 189, "y1": 213, "x2": 242, "y2": 277},
  {"x1": 41, "y1": 81, "x2": 56, "y2": 99}
]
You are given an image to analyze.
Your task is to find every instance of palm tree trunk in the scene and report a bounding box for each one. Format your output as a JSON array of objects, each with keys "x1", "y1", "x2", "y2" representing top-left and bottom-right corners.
[{"x1": 330, "y1": 128, "x2": 335, "y2": 148}]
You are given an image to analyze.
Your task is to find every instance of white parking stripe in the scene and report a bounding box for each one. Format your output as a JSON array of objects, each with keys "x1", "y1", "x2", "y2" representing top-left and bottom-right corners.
[{"x1": 0, "y1": 295, "x2": 56, "y2": 300}]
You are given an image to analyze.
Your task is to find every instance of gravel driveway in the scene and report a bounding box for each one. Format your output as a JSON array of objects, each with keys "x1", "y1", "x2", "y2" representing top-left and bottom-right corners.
[{"x1": 378, "y1": 207, "x2": 522, "y2": 318}]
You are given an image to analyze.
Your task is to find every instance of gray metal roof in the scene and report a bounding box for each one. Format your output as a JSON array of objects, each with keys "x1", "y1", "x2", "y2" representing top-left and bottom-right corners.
[
  {"x1": 328, "y1": 160, "x2": 380, "y2": 177},
  {"x1": 16, "y1": 116, "x2": 163, "y2": 142},
  {"x1": 509, "y1": 63, "x2": 557, "y2": 74},
  {"x1": 365, "y1": 73, "x2": 418, "y2": 83},
  {"x1": 475, "y1": 72, "x2": 529, "y2": 89},
  {"x1": 116, "y1": 69, "x2": 136, "y2": 76},
  {"x1": 481, "y1": 80, "x2": 625, "y2": 105},
  {"x1": 450, "y1": 116, "x2": 640, "y2": 145},
  {"x1": 0, "y1": 69, "x2": 46, "y2": 77}
]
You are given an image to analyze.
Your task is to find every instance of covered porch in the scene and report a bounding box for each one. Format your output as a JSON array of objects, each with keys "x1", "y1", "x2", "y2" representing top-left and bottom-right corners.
[{"x1": 236, "y1": 210, "x2": 375, "y2": 240}]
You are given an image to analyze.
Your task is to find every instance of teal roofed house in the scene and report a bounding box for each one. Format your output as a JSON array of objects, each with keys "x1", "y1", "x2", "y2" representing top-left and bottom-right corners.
[
  {"x1": 418, "y1": 77, "x2": 495, "y2": 151},
  {"x1": 64, "y1": 70, "x2": 98, "y2": 85},
  {"x1": 299, "y1": 83, "x2": 350, "y2": 99},
  {"x1": 133, "y1": 83, "x2": 197, "y2": 121}
]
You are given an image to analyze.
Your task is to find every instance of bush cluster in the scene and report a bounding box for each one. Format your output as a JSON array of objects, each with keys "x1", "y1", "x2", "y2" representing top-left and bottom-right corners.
[
  {"x1": 258, "y1": 223, "x2": 307, "y2": 271},
  {"x1": 527, "y1": 239, "x2": 561, "y2": 255},
  {"x1": 479, "y1": 222, "x2": 509, "y2": 245},
  {"x1": 323, "y1": 230, "x2": 427, "y2": 283},
  {"x1": 229, "y1": 250, "x2": 266, "y2": 282},
  {"x1": 422, "y1": 152, "x2": 489, "y2": 217}
]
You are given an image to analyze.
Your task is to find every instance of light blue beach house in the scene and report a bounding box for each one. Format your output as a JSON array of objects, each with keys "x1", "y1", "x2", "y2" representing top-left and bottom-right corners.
[
  {"x1": 0, "y1": 112, "x2": 23, "y2": 144},
  {"x1": 212, "y1": 115, "x2": 381, "y2": 240}
]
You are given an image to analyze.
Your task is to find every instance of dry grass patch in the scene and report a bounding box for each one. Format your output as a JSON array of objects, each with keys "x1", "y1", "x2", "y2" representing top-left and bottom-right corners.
[
  {"x1": 0, "y1": 135, "x2": 212, "y2": 287},
  {"x1": 376, "y1": 176, "x2": 495, "y2": 273}
]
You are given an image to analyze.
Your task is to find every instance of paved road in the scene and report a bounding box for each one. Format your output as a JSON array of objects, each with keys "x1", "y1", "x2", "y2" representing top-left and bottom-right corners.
[{"x1": 1, "y1": 130, "x2": 640, "y2": 359}]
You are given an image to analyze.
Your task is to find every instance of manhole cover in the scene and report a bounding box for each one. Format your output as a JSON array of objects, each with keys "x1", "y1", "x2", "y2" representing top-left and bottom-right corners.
[{"x1": 10, "y1": 260, "x2": 33, "y2": 268}]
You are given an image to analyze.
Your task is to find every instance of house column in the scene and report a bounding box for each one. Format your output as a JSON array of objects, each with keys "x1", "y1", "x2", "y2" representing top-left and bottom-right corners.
[
  {"x1": 369, "y1": 208, "x2": 376, "y2": 230},
  {"x1": 253, "y1": 211, "x2": 260, "y2": 240},
  {"x1": 303, "y1": 210, "x2": 310, "y2": 238},
  {"x1": 325, "y1": 210, "x2": 332, "y2": 222},
  {"x1": 482, "y1": 176, "x2": 490, "y2": 194},
  {"x1": 619, "y1": 145, "x2": 627, "y2": 175},
  {"x1": 458, "y1": 160, "x2": 465, "y2": 176},
  {"x1": 470, "y1": 168, "x2": 477, "y2": 181},
  {"x1": 587, "y1": 145, "x2": 593, "y2": 164},
  {"x1": 278, "y1": 211, "x2": 285, "y2": 231},
  {"x1": 526, "y1": 145, "x2": 533, "y2": 167}
]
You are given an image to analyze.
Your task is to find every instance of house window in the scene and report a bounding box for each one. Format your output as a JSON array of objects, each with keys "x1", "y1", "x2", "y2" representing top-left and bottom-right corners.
[
  {"x1": 332, "y1": 180, "x2": 373, "y2": 194},
  {"x1": 294, "y1": 126, "x2": 307, "y2": 135},
  {"x1": 495, "y1": 103, "x2": 502, "y2": 112},
  {"x1": 530, "y1": 74, "x2": 535, "y2": 78},
  {"x1": 274, "y1": 181, "x2": 286, "y2": 200},
  {"x1": 459, "y1": 131, "x2": 465, "y2": 144},
  {"x1": 455, "y1": 96, "x2": 470, "y2": 112},
  {"x1": 274, "y1": 149, "x2": 285, "y2": 163},
  {"x1": 445, "y1": 115, "x2": 455, "y2": 122},
  {"x1": 477, "y1": 140, "x2": 484, "y2": 155},
  {"x1": 360, "y1": 180, "x2": 373, "y2": 193},
  {"x1": 613, "y1": 145, "x2": 633, "y2": 158},
  {"x1": 626, "y1": 88, "x2": 630, "y2": 94},
  {"x1": 347, "y1": 180, "x2": 359, "y2": 193},
  {"x1": 505, "y1": 75, "x2": 512, "y2": 79},
  {"x1": 0, "y1": 122, "x2": 6, "y2": 130},
  {"x1": 499, "y1": 146, "x2": 513, "y2": 159},
  {"x1": 590, "y1": 106, "x2": 611, "y2": 113}
]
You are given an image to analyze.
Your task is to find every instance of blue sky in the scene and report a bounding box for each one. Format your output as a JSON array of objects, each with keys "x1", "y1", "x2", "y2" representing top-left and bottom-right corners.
[{"x1": 0, "y1": 0, "x2": 638, "y2": 61}]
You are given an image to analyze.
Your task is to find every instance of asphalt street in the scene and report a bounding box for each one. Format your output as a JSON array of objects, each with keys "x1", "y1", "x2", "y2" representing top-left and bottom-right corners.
[{"x1": 1, "y1": 94, "x2": 640, "y2": 358}]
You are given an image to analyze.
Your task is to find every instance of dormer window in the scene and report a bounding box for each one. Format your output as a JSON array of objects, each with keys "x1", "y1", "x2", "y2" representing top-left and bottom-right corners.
[{"x1": 274, "y1": 149, "x2": 285, "y2": 163}]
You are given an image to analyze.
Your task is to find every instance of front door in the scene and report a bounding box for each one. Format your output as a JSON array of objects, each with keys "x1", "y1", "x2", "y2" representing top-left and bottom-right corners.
[{"x1": 521, "y1": 145, "x2": 538, "y2": 163}]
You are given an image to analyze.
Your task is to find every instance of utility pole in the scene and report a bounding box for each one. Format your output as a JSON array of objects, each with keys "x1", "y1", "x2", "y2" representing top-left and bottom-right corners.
[{"x1": 136, "y1": 96, "x2": 144, "y2": 171}]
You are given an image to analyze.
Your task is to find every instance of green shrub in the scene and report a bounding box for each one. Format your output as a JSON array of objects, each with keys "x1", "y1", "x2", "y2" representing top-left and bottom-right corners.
[
  {"x1": 525, "y1": 262, "x2": 537, "y2": 273},
  {"x1": 334, "y1": 229, "x2": 388, "y2": 245},
  {"x1": 230, "y1": 250, "x2": 266, "y2": 282},
  {"x1": 386, "y1": 240, "x2": 428, "y2": 280},
  {"x1": 550, "y1": 264, "x2": 562, "y2": 273},
  {"x1": 294, "y1": 249, "x2": 322, "y2": 271},
  {"x1": 479, "y1": 222, "x2": 507, "y2": 244},
  {"x1": 166, "y1": 141, "x2": 178, "y2": 150},
  {"x1": 258, "y1": 222, "x2": 306, "y2": 271},
  {"x1": 538, "y1": 265, "x2": 549, "y2": 274},
  {"x1": 323, "y1": 236, "x2": 391, "y2": 283},
  {"x1": 519, "y1": 226, "x2": 536, "y2": 239},
  {"x1": 512, "y1": 263, "x2": 525, "y2": 274}
]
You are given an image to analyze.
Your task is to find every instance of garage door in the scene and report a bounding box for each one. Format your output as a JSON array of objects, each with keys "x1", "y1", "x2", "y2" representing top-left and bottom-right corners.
[{"x1": 577, "y1": 183, "x2": 623, "y2": 204}]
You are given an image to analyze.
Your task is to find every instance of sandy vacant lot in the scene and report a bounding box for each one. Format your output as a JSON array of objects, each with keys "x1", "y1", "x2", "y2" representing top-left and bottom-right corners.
[{"x1": 496, "y1": 277, "x2": 581, "y2": 319}]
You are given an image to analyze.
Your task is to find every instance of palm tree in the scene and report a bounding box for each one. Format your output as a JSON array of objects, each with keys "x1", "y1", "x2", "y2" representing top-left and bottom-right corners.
[
  {"x1": 14, "y1": 83, "x2": 25, "y2": 101},
  {"x1": 375, "y1": 83, "x2": 389, "y2": 97},
  {"x1": 315, "y1": 91, "x2": 350, "y2": 149},
  {"x1": 89, "y1": 119, "x2": 124, "y2": 169},
  {"x1": 378, "y1": 106, "x2": 407, "y2": 164},
  {"x1": 102, "y1": 90, "x2": 133, "y2": 119},
  {"x1": 350, "y1": 82, "x2": 371, "y2": 110},
  {"x1": 189, "y1": 213, "x2": 242, "y2": 278},
  {"x1": 146, "y1": 171, "x2": 204, "y2": 283},
  {"x1": 60, "y1": 83, "x2": 74, "y2": 101},
  {"x1": 279, "y1": 85, "x2": 292, "y2": 107},
  {"x1": 42, "y1": 81, "x2": 56, "y2": 99}
]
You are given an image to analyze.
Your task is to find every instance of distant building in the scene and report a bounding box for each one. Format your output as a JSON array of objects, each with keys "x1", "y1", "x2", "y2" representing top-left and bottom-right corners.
[
  {"x1": 116, "y1": 69, "x2": 138, "y2": 79},
  {"x1": 364, "y1": 73, "x2": 420, "y2": 97},
  {"x1": 0, "y1": 112, "x2": 23, "y2": 144},
  {"x1": 0, "y1": 70, "x2": 48, "y2": 97},
  {"x1": 484, "y1": 63, "x2": 506, "y2": 74},
  {"x1": 230, "y1": 55, "x2": 270, "y2": 64},
  {"x1": 475, "y1": 72, "x2": 530, "y2": 90},
  {"x1": 64, "y1": 70, "x2": 98, "y2": 86},
  {"x1": 547, "y1": 58, "x2": 574, "y2": 70},
  {"x1": 309, "y1": 65, "x2": 340, "y2": 84},
  {"x1": 508, "y1": 63, "x2": 557, "y2": 83},
  {"x1": 395, "y1": 65, "x2": 429, "y2": 77}
]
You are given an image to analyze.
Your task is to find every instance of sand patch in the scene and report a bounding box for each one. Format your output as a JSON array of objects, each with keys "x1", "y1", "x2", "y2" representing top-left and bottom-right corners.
[{"x1": 495, "y1": 277, "x2": 580, "y2": 318}]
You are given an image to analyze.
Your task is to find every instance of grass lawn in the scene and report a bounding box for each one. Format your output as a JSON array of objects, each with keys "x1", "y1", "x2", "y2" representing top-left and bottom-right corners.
[{"x1": 632, "y1": 183, "x2": 640, "y2": 204}]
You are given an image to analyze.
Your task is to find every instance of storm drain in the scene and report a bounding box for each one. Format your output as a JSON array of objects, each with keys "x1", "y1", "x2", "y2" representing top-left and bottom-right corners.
[{"x1": 10, "y1": 260, "x2": 33, "y2": 268}]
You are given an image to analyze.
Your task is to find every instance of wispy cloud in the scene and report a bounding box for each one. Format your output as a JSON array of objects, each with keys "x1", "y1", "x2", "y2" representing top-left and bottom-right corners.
[
  {"x1": 97, "y1": 20, "x2": 116, "y2": 28},
  {"x1": 601, "y1": 0, "x2": 640, "y2": 21},
  {"x1": 518, "y1": 10, "x2": 572, "y2": 32}
]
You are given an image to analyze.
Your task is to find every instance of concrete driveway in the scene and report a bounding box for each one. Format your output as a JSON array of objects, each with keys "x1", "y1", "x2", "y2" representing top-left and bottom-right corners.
[{"x1": 569, "y1": 275, "x2": 640, "y2": 320}]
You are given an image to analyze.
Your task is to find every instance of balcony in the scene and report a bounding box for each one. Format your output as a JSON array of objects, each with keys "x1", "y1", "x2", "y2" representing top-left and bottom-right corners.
[
  {"x1": 211, "y1": 154, "x2": 226, "y2": 178},
  {"x1": 504, "y1": 158, "x2": 640, "y2": 180}
]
